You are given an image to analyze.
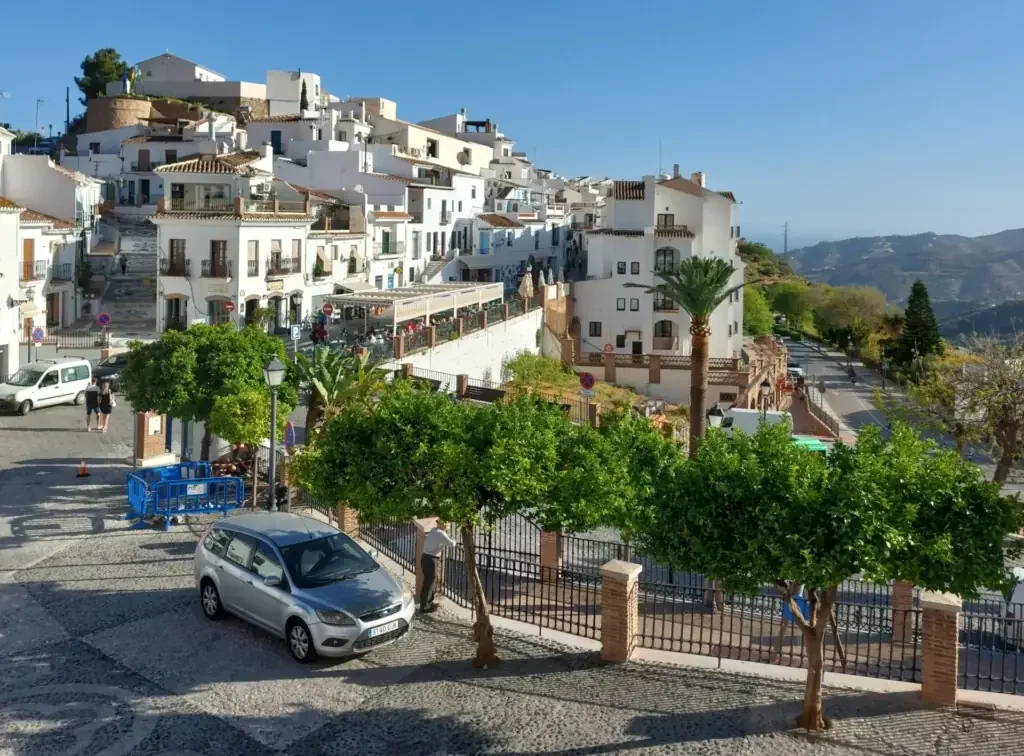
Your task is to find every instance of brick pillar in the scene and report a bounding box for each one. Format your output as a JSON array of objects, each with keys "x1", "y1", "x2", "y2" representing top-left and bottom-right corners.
[
  {"x1": 428, "y1": 325, "x2": 437, "y2": 348},
  {"x1": 649, "y1": 355, "x2": 661, "y2": 384},
  {"x1": 560, "y1": 336, "x2": 574, "y2": 366},
  {"x1": 394, "y1": 332, "x2": 405, "y2": 359},
  {"x1": 414, "y1": 517, "x2": 444, "y2": 606},
  {"x1": 480, "y1": 310, "x2": 488, "y2": 330},
  {"x1": 456, "y1": 374, "x2": 469, "y2": 399},
  {"x1": 600, "y1": 560, "x2": 642, "y2": 662},
  {"x1": 588, "y1": 403, "x2": 599, "y2": 428},
  {"x1": 456, "y1": 316, "x2": 465, "y2": 338},
  {"x1": 892, "y1": 580, "x2": 915, "y2": 644},
  {"x1": 603, "y1": 353, "x2": 616, "y2": 383},
  {"x1": 920, "y1": 590, "x2": 962, "y2": 706},
  {"x1": 401, "y1": 362, "x2": 415, "y2": 379},
  {"x1": 539, "y1": 531, "x2": 562, "y2": 584},
  {"x1": 134, "y1": 412, "x2": 167, "y2": 464},
  {"x1": 502, "y1": 303, "x2": 510, "y2": 321},
  {"x1": 335, "y1": 502, "x2": 360, "y2": 539}
]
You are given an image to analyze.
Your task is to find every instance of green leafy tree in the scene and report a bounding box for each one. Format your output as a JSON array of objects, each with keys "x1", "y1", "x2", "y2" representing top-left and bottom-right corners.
[
  {"x1": 292, "y1": 384, "x2": 634, "y2": 667},
  {"x1": 121, "y1": 324, "x2": 295, "y2": 460},
  {"x1": 895, "y1": 280, "x2": 943, "y2": 366},
  {"x1": 74, "y1": 48, "x2": 129, "y2": 105},
  {"x1": 743, "y1": 286, "x2": 774, "y2": 337},
  {"x1": 626, "y1": 257, "x2": 748, "y2": 456},
  {"x1": 632, "y1": 422, "x2": 1023, "y2": 731},
  {"x1": 299, "y1": 80, "x2": 309, "y2": 111},
  {"x1": 963, "y1": 336, "x2": 1024, "y2": 484},
  {"x1": 737, "y1": 240, "x2": 792, "y2": 282},
  {"x1": 768, "y1": 280, "x2": 813, "y2": 330},
  {"x1": 292, "y1": 348, "x2": 384, "y2": 436},
  {"x1": 813, "y1": 286, "x2": 887, "y2": 350}
]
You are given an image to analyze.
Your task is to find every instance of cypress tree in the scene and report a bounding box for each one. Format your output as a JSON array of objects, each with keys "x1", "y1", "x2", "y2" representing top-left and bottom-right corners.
[
  {"x1": 896, "y1": 280, "x2": 943, "y2": 365},
  {"x1": 299, "y1": 80, "x2": 309, "y2": 112}
]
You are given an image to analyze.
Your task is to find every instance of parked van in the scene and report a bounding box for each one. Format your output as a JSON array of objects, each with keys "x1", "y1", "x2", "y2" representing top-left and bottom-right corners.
[
  {"x1": 0, "y1": 358, "x2": 92, "y2": 415},
  {"x1": 720, "y1": 408, "x2": 792, "y2": 437}
]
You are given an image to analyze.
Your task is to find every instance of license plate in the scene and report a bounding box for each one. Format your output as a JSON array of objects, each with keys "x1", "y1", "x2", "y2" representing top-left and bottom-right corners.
[{"x1": 367, "y1": 620, "x2": 400, "y2": 638}]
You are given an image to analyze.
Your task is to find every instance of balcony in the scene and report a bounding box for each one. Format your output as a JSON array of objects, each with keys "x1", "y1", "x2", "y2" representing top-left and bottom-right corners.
[
  {"x1": 49, "y1": 263, "x2": 74, "y2": 282},
  {"x1": 200, "y1": 260, "x2": 232, "y2": 278},
  {"x1": 410, "y1": 173, "x2": 453, "y2": 188},
  {"x1": 652, "y1": 336, "x2": 678, "y2": 351},
  {"x1": 129, "y1": 161, "x2": 163, "y2": 171},
  {"x1": 168, "y1": 197, "x2": 233, "y2": 213},
  {"x1": 20, "y1": 261, "x2": 47, "y2": 282},
  {"x1": 241, "y1": 199, "x2": 309, "y2": 215},
  {"x1": 653, "y1": 301, "x2": 679, "y2": 313},
  {"x1": 267, "y1": 257, "x2": 300, "y2": 276},
  {"x1": 440, "y1": 210, "x2": 451, "y2": 225},
  {"x1": 164, "y1": 316, "x2": 188, "y2": 332},
  {"x1": 160, "y1": 257, "x2": 190, "y2": 277},
  {"x1": 373, "y1": 241, "x2": 405, "y2": 258},
  {"x1": 247, "y1": 259, "x2": 259, "y2": 277}
]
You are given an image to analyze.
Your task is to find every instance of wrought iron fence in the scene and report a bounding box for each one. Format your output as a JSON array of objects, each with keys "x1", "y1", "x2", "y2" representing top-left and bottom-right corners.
[
  {"x1": 361, "y1": 517, "x2": 417, "y2": 573},
  {"x1": 404, "y1": 328, "x2": 431, "y2": 355},
  {"x1": 637, "y1": 583, "x2": 923, "y2": 682},
  {"x1": 296, "y1": 488, "x2": 333, "y2": 521},
  {"x1": 960, "y1": 603, "x2": 1024, "y2": 694},
  {"x1": 805, "y1": 375, "x2": 841, "y2": 437},
  {"x1": 462, "y1": 314, "x2": 484, "y2": 335},
  {"x1": 442, "y1": 549, "x2": 601, "y2": 640},
  {"x1": 366, "y1": 341, "x2": 393, "y2": 363},
  {"x1": 507, "y1": 298, "x2": 525, "y2": 319},
  {"x1": 435, "y1": 321, "x2": 458, "y2": 342},
  {"x1": 410, "y1": 367, "x2": 458, "y2": 393},
  {"x1": 20, "y1": 329, "x2": 110, "y2": 348},
  {"x1": 474, "y1": 514, "x2": 540, "y2": 568}
]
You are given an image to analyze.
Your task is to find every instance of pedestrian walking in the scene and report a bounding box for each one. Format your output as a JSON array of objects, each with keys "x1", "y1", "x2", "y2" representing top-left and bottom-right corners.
[
  {"x1": 84, "y1": 378, "x2": 101, "y2": 432},
  {"x1": 120, "y1": 256, "x2": 128, "y2": 276},
  {"x1": 98, "y1": 380, "x2": 115, "y2": 432},
  {"x1": 420, "y1": 520, "x2": 456, "y2": 613}
]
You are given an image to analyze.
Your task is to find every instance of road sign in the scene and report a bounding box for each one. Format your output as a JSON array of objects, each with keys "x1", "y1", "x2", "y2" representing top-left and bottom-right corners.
[
  {"x1": 223, "y1": 300, "x2": 235, "y2": 313},
  {"x1": 322, "y1": 302, "x2": 334, "y2": 317},
  {"x1": 31, "y1": 327, "x2": 44, "y2": 345},
  {"x1": 580, "y1": 388, "x2": 596, "y2": 400},
  {"x1": 579, "y1": 372, "x2": 596, "y2": 390},
  {"x1": 97, "y1": 312, "x2": 111, "y2": 327},
  {"x1": 603, "y1": 344, "x2": 614, "y2": 353},
  {"x1": 291, "y1": 325, "x2": 301, "y2": 342}
]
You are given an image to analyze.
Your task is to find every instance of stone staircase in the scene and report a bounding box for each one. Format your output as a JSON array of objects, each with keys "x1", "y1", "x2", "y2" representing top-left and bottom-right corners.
[{"x1": 421, "y1": 259, "x2": 447, "y2": 283}]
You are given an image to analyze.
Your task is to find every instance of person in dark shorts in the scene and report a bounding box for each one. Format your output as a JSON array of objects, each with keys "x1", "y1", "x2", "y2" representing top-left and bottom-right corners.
[
  {"x1": 84, "y1": 378, "x2": 100, "y2": 431},
  {"x1": 98, "y1": 380, "x2": 115, "y2": 432}
]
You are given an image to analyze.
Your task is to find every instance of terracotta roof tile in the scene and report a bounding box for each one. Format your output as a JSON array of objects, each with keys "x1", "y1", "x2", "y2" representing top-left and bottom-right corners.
[
  {"x1": 586, "y1": 229, "x2": 644, "y2": 237},
  {"x1": 372, "y1": 211, "x2": 413, "y2": 220},
  {"x1": 153, "y1": 212, "x2": 316, "y2": 223},
  {"x1": 477, "y1": 213, "x2": 524, "y2": 228},
  {"x1": 655, "y1": 225, "x2": 697, "y2": 239},
  {"x1": 613, "y1": 180, "x2": 645, "y2": 201},
  {"x1": 20, "y1": 207, "x2": 76, "y2": 228},
  {"x1": 716, "y1": 191, "x2": 737, "y2": 202},
  {"x1": 285, "y1": 183, "x2": 340, "y2": 202},
  {"x1": 156, "y1": 151, "x2": 265, "y2": 174},
  {"x1": 51, "y1": 163, "x2": 100, "y2": 186},
  {"x1": 245, "y1": 114, "x2": 310, "y2": 123},
  {"x1": 0, "y1": 197, "x2": 22, "y2": 210},
  {"x1": 658, "y1": 176, "x2": 704, "y2": 198}
]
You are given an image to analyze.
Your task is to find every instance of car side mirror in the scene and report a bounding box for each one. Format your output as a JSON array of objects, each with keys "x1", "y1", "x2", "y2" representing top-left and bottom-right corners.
[
  {"x1": 367, "y1": 548, "x2": 379, "y2": 560},
  {"x1": 263, "y1": 575, "x2": 282, "y2": 588}
]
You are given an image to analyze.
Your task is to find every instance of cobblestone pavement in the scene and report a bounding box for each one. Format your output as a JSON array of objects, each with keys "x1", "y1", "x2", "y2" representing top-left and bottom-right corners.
[{"x1": 3, "y1": 405, "x2": 1024, "y2": 753}]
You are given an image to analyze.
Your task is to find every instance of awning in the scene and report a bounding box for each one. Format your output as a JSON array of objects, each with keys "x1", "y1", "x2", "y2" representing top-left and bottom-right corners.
[
  {"x1": 19, "y1": 302, "x2": 42, "y2": 317},
  {"x1": 458, "y1": 256, "x2": 498, "y2": 270},
  {"x1": 90, "y1": 241, "x2": 116, "y2": 257},
  {"x1": 335, "y1": 280, "x2": 376, "y2": 293}
]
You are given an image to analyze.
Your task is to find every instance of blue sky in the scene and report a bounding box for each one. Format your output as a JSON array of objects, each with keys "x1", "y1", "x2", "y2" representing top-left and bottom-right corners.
[{"x1": 1, "y1": 1, "x2": 1020, "y2": 247}]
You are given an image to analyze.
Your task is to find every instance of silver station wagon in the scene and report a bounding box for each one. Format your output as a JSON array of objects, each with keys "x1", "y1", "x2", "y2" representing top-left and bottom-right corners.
[{"x1": 194, "y1": 512, "x2": 415, "y2": 662}]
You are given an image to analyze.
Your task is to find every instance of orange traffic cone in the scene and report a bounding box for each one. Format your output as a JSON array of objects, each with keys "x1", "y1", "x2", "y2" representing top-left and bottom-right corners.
[{"x1": 76, "y1": 458, "x2": 90, "y2": 478}]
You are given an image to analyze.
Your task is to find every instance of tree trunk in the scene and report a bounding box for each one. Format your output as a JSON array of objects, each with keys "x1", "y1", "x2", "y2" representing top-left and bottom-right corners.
[
  {"x1": 955, "y1": 437, "x2": 965, "y2": 458},
  {"x1": 460, "y1": 524, "x2": 500, "y2": 668},
  {"x1": 251, "y1": 447, "x2": 259, "y2": 509},
  {"x1": 306, "y1": 395, "x2": 322, "y2": 438},
  {"x1": 200, "y1": 427, "x2": 212, "y2": 461},
  {"x1": 689, "y1": 325, "x2": 710, "y2": 458},
  {"x1": 994, "y1": 453, "x2": 1014, "y2": 484},
  {"x1": 798, "y1": 587, "x2": 836, "y2": 731}
]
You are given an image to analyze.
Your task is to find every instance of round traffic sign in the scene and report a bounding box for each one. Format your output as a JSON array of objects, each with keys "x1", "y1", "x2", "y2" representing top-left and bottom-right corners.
[
  {"x1": 322, "y1": 302, "x2": 334, "y2": 317},
  {"x1": 579, "y1": 372, "x2": 596, "y2": 390},
  {"x1": 31, "y1": 326, "x2": 44, "y2": 345},
  {"x1": 223, "y1": 300, "x2": 235, "y2": 313},
  {"x1": 97, "y1": 312, "x2": 111, "y2": 327},
  {"x1": 603, "y1": 344, "x2": 614, "y2": 353}
]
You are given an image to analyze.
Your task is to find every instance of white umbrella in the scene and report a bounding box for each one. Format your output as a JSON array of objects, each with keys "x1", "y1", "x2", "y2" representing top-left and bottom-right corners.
[
  {"x1": 517, "y1": 270, "x2": 534, "y2": 299},
  {"x1": 545, "y1": 267, "x2": 554, "y2": 286}
]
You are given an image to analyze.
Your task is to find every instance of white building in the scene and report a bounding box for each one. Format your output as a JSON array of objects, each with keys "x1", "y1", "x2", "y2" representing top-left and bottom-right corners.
[
  {"x1": 572, "y1": 169, "x2": 743, "y2": 359},
  {"x1": 266, "y1": 70, "x2": 323, "y2": 116},
  {"x1": 152, "y1": 148, "x2": 366, "y2": 332},
  {"x1": 105, "y1": 53, "x2": 268, "y2": 104}
]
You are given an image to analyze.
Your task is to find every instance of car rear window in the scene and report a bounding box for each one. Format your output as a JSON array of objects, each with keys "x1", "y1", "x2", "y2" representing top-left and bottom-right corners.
[
  {"x1": 224, "y1": 534, "x2": 256, "y2": 568},
  {"x1": 60, "y1": 365, "x2": 90, "y2": 383},
  {"x1": 203, "y1": 527, "x2": 232, "y2": 557}
]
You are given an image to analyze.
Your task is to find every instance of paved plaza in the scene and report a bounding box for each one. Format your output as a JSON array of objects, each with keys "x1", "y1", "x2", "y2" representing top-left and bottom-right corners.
[{"x1": 1, "y1": 403, "x2": 1023, "y2": 754}]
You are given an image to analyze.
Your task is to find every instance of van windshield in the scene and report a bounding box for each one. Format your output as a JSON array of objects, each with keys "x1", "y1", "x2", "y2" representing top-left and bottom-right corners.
[{"x1": 5, "y1": 369, "x2": 43, "y2": 387}]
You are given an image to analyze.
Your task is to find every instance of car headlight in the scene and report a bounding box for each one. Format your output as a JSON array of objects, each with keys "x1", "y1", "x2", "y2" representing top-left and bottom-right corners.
[
  {"x1": 316, "y1": 609, "x2": 356, "y2": 626},
  {"x1": 402, "y1": 587, "x2": 413, "y2": 605}
]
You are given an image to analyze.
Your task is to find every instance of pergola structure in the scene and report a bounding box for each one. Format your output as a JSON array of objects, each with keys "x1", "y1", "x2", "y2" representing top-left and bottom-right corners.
[{"x1": 323, "y1": 282, "x2": 504, "y2": 334}]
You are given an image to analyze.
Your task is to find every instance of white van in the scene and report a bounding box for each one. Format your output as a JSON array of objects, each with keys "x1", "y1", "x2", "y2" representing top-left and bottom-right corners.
[
  {"x1": 721, "y1": 408, "x2": 793, "y2": 437},
  {"x1": 0, "y1": 358, "x2": 93, "y2": 415}
]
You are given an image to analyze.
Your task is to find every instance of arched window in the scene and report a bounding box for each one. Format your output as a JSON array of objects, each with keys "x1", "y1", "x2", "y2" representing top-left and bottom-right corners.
[
  {"x1": 653, "y1": 320, "x2": 674, "y2": 338},
  {"x1": 654, "y1": 247, "x2": 678, "y2": 274}
]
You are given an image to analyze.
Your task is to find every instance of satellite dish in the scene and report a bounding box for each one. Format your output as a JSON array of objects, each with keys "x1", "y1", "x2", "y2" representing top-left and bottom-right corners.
[
  {"x1": 353, "y1": 184, "x2": 364, "y2": 194},
  {"x1": 457, "y1": 150, "x2": 470, "y2": 165}
]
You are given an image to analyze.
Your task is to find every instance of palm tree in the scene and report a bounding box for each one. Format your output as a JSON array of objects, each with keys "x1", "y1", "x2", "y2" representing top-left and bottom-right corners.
[
  {"x1": 294, "y1": 348, "x2": 384, "y2": 437},
  {"x1": 626, "y1": 257, "x2": 748, "y2": 457}
]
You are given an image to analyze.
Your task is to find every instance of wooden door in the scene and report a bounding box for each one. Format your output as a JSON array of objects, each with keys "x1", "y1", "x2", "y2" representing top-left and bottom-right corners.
[
  {"x1": 138, "y1": 149, "x2": 150, "y2": 171},
  {"x1": 22, "y1": 239, "x2": 34, "y2": 281}
]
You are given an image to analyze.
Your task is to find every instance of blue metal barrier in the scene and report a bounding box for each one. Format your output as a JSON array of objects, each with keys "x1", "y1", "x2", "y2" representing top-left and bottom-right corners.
[{"x1": 126, "y1": 463, "x2": 244, "y2": 530}]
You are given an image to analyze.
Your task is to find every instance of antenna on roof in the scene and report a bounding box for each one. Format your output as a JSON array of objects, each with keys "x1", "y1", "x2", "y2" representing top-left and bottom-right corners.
[{"x1": 658, "y1": 137, "x2": 662, "y2": 176}]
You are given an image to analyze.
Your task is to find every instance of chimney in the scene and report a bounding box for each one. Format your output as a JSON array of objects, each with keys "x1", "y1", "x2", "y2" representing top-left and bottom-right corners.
[
  {"x1": 262, "y1": 141, "x2": 273, "y2": 162},
  {"x1": 690, "y1": 171, "x2": 705, "y2": 188},
  {"x1": 208, "y1": 111, "x2": 215, "y2": 137},
  {"x1": 460, "y1": 107, "x2": 466, "y2": 116},
  {"x1": 672, "y1": 163, "x2": 680, "y2": 178},
  {"x1": 360, "y1": 101, "x2": 366, "y2": 123}
]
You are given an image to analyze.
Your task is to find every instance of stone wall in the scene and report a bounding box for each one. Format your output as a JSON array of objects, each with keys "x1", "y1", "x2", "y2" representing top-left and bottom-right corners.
[{"x1": 85, "y1": 96, "x2": 268, "y2": 133}]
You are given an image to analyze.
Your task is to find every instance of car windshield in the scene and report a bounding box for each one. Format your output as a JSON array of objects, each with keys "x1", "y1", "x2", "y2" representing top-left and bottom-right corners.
[
  {"x1": 279, "y1": 533, "x2": 378, "y2": 589},
  {"x1": 99, "y1": 357, "x2": 122, "y2": 368},
  {"x1": 5, "y1": 369, "x2": 43, "y2": 387}
]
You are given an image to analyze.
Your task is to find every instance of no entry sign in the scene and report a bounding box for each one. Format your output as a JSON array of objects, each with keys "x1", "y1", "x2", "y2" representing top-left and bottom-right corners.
[
  {"x1": 223, "y1": 301, "x2": 235, "y2": 313},
  {"x1": 322, "y1": 302, "x2": 334, "y2": 317},
  {"x1": 579, "y1": 372, "x2": 596, "y2": 390}
]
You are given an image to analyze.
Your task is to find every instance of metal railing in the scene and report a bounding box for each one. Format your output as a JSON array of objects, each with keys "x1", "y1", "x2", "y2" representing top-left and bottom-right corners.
[
  {"x1": 960, "y1": 604, "x2": 1024, "y2": 694},
  {"x1": 412, "y1": 174, "x2": 452, "y2": 187},
  {"x1": 267, "y1": 257, "x2": 301, "y2": 276},
  {"x1": 404, "y1": 328, "x2": 431, "y2": 354},
  {"x1": 805, "y1": 375, "x2": 842, "y2": 437},
  {"x1": 165, "y1": 316, "x2": 188, "y2": 332},
  {"x1": 20, "y1": 261, "x2": 47, "y2": 282},
  {"x1": 160, "y1": 257, "x2": 190, "y2": 277},
  {"x1": 168, "y1": 197, "x2": 233, "y2": 212},
  {"x1": 49, "y1": 263, "x2": 73, "y2": 282},
  {"x1": 373, "y1": 242, "x2": 405, "y2": 257},
  {"x1": 20, "y1": 329, "x2": 110, "y2": 348},
  {"x1": 246, "y1": 259, "x2": 259, "y2": 277},
  {"x1": 360, "y1": 517, "x2": 417, "y2": 573},
  {"x1": 200, "y1": 260, "x2": 232, "y2": 278},
  {"x1": 242, "y1": 199, "x2": 309, "y2": 214}
]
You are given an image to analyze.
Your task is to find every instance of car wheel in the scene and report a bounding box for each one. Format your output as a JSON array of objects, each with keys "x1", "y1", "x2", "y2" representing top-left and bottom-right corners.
[
  {"x1": 287, "y1": 619, "x2": 318, "y2": 663},
  {"x1": 74, "y1": 391, "x2": 86, "y2": 406},
  {"x1": 200, "y1": 579, "x2": 225, "y2": 620},
  {"x1": 17, "y1": 400, "x2": 31, "y2": 416}
]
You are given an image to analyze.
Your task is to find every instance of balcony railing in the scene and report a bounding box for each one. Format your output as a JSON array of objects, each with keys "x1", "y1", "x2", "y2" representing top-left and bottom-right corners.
[
  {"x1": 247, "y1": 259, "x2": 259, "y2": 277},
  {"x1": 411, "y1": 173, "x2": 453, "y2": 188},
  {"x1": 373, "y1": 242, "x2": 405, "y2": 258},
  {"x1": 653, "y1": 301, "x2": 679, "y2": 312},
  {"x1": 267, "y1": 257, "x2": 301, "y2": 276},
  {"x1": 49, "y1": 263, "x2": 73, "y2": 282},
  {"x1": 440, "y1": 211, "x2": 451, "y2": 225},
  {"x1": 20, "y1": 261, "x2": 47, "y2": 282},
  {"x1": 200, "y1": 260, "x2": 232, "y2": 278},
  {"x1": 129, "y1": 161, "x2": 163, "y2": 171},
  {"x1": 168, "y1": 197, "x2": 233, "y2": 213},
  {"x1": 241, "y1": 199, "x2": 309, "y2": 214},
  {"x1": 160, "y1": 257, "x2": 190, "y2": 277},
  {"x1": 164, "y1": 316, "x2": 188, "y2": 332}
]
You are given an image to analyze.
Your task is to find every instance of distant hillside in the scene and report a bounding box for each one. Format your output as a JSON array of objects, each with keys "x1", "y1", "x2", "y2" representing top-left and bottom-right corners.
[
  {"x1": 786, "y1": 229, "x2": 1024, "y2": 305},
  {"x1": 940, "y1": 300, "x2": 1024, "y2": 340}
]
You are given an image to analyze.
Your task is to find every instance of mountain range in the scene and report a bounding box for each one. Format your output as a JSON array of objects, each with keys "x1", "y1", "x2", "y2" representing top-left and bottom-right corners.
[{"x1": 784, "y1": 229, "x2": 1024, "y2": 306}]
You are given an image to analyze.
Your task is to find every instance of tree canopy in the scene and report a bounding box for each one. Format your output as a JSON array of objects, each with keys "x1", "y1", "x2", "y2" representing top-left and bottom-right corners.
[
  {"x1": 895, "y1": 280, "x2": 943, "y2": 365},
  {"x1": 743, "y1": 285, "x2": 774, "y2": 337},
  {"x1": 737, "y1": 240, "x2": 792, "y2": 282},
  {"x1": 812, "y1": 286, "x2": 888, "y2": 349},
  {"x1": 75, "y1": 48, "x2": 128, "y2": 105},
  {"x1": 768, "y1": 280, "x2": 813, "y2": 330}
]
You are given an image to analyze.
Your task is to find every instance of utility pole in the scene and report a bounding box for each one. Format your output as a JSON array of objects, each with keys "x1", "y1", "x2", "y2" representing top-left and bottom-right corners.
[
  {"x1": 658, "y1": 137, "x2": 662, "y2": 176},
  {"x1": 65, "y1": 87, "x2": 70, "y2": 137},
  {"x1": 34, "y1": 98, "x2": 44, "y2": 150},
  {"x1": 783, "y1": 222, "x2": 789, "y2": 256}
]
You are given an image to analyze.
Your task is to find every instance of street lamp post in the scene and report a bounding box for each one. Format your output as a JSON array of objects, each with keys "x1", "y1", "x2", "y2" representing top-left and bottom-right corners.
[
  {"x1": 706, "y1": 403, "x2": 724, "y2": 430},
  {"x1": 759, "y1": 378, "x2": 772, "y2": 421},
  {"x1": 263, "y1": 356, "x2": 287, "y2": 511},
  {"x1": 880, "y1": 360, "x2": 888, "y2": 390}
]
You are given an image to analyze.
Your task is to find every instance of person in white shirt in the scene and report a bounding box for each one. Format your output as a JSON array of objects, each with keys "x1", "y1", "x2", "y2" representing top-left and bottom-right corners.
[{"x1": 420, "y1": 521, "x2": 456, "y2": 612}]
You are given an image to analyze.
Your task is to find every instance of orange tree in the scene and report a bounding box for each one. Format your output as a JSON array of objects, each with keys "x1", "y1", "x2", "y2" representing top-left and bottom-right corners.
[
  {"x1": 291, "y1": 380, "x2": 635, "y2": 667},
  {"x1": 631, "y1": 421, "x2": 1024, "y2": 731}
]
